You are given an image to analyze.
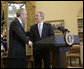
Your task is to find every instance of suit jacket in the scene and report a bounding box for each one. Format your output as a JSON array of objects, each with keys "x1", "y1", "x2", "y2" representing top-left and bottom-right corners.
[
  {"x1": 29, "y1": 23, "x2": 54, "y2": 54},
  {"x1": 8, "y1": 18, "x2": 29, "y2": 58}
]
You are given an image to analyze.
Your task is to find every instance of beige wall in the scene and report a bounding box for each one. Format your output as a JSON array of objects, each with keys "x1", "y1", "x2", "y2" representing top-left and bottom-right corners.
[{"x1": 36, "y1": 1, "x2": 83, "y2": 35}]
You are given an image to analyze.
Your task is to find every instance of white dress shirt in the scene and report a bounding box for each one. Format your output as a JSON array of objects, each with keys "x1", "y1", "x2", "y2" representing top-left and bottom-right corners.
[{"x1": 38, "y1": 21, "x2": 43, "y2": 37}]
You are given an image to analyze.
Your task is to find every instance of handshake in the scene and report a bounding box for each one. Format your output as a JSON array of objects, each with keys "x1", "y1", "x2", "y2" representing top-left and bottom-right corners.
[{"x1": 28, "y1": 41, "x2": 33, "y2": 48}]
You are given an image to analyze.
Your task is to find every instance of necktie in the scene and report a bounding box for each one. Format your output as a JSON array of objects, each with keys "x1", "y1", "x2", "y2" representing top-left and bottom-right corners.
[
  {"x1": 38, "y1": 23, "x2": 42, "y2": 37},
  {"x1": 21, "y1": 22, "x2": 23, "y2": 28}
]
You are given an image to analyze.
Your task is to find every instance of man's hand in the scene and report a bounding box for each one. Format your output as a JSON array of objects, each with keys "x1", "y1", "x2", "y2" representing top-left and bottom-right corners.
[{"x1": 28, "y1": 41, "x2": 33, "y2": 48}]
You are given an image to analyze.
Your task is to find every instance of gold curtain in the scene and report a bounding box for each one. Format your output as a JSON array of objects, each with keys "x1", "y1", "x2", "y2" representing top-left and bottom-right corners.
[
  {"x1": 1, "y1": 1, "x2": 8, "y2": 49},
  {"x1": 26, "y1": 1, "x2": 36, "y2": 56},
  {"x1": 1, "y1": 1, "x2": 7, "y2": 32}
]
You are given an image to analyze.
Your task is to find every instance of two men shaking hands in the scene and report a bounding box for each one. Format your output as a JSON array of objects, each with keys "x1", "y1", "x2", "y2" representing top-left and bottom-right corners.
[{"x1": 8, "y1": 8, "x2": 54, "y2": 68}]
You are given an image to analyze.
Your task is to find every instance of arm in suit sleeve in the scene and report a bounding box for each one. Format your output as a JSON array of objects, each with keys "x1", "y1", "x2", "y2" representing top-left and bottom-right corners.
[
  {"x1": 12, "y1": 22, "x2": 29, "y2": 44},
  {"x1": 48, "y1": 24, "x2": 55, "y2": 36},
  {"x1": 25, "y1": 31, "x2": 31, "y2": 36}
]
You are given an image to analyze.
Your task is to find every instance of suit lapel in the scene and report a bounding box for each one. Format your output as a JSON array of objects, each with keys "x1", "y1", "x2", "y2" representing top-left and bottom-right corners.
[
  {"x1": 36, "y1": 24, "x2": 40, "y2": 38},
  {"x1": 16, "y1": 18, "x2": 25, "y2": 33},
  {"x1": 41, "y1": 23, "x2": 46, "y2": 38},
  {"x1": 20, "y1": 25, "x2": 25, "y2": 32}
]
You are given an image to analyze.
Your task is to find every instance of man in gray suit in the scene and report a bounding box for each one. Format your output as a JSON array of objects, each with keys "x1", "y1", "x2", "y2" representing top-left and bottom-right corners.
[{"x1": 8, "y1": 8, "x2": 33, "y2": 68}]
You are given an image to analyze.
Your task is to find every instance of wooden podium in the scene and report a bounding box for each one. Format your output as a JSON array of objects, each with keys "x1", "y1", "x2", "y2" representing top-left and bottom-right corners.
[{"x1": 35, "y1": 35, "x2": 80, "y2": 68}]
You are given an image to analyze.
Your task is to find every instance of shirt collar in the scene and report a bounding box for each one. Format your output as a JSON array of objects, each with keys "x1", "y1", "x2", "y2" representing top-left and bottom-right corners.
[
  {"x1": 38, "y1": 21, "x2": 43, "y2": 26},
  {"x1": 17, "y1": 17, "x2": 23, "y2": 24}
]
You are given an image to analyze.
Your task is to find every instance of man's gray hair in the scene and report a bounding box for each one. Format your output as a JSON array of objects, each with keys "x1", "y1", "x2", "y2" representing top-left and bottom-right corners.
[
  {"x1": 38, "y1": 11, "x2": 45, "y2": 20},
  {"x1": 16, "y1": 8, "x2": 25, "y2": 17}
]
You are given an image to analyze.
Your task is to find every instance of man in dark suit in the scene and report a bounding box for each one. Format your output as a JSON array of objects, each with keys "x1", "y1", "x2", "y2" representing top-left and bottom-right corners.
[
  {"x1": 8, "y1": 8, "x2": 33, "y2": 68},
  {"x1": 29, "y1": 11, "x2": 54, "y2": 68}
]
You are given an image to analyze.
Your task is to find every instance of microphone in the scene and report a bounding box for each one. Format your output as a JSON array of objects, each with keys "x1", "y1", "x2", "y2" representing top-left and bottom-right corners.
[
  {"x1": 58, "y1": 27, "x2": 65, "y2": 32},
  {"x1": 64, "y1": 29, "x2": 70, "y2": 33},
  {"x1": 57, "y1": 27, "x2": 70, "y2": 33}
]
